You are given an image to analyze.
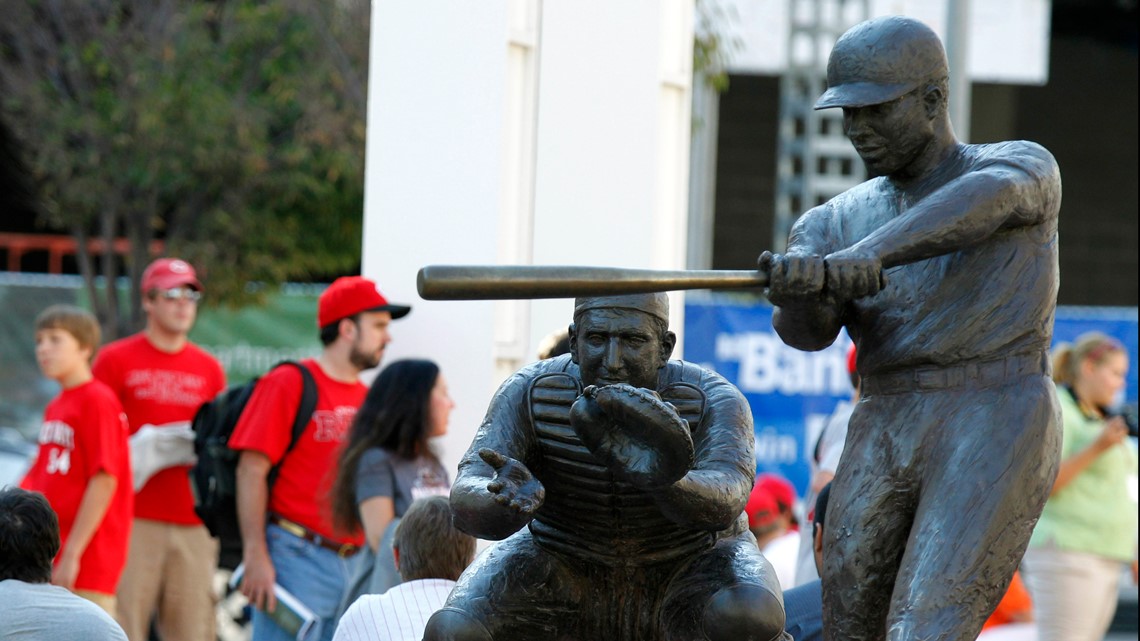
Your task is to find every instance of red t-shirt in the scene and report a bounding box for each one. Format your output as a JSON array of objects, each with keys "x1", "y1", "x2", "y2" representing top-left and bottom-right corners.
[
  {"x1": 228, "y1": 359, "x2": 366, "y2": 546},
  {"x1": 93, "y1": 334, "x2": 226, "y2": 524},
  {"x1": 982, "y1": 571, "x2": 1033, "y2": 630},
  {"x1": 20, "y1": 380, "x2": 134, "y2": 594}
]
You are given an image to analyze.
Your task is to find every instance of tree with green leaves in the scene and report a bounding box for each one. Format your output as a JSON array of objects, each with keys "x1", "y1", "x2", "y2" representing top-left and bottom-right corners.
[{"x1": 0, "y1": 0, "x2": 369, "y2": 338}]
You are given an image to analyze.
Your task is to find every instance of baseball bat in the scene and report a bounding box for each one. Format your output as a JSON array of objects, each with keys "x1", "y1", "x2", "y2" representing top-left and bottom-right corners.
[{"x1": 416, "y1": 265, "x2": 769, "y2": 300}]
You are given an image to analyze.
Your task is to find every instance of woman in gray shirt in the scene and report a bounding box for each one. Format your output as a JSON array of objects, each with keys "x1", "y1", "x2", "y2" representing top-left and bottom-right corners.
[{"x1": 330, "y1": 359, "x2": 454, "y2": 592}]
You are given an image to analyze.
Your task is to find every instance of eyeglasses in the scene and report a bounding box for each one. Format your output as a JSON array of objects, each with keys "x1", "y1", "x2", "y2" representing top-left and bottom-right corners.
[{"x1": 157, "y1": 288, "x2": 202, "y2": 302}]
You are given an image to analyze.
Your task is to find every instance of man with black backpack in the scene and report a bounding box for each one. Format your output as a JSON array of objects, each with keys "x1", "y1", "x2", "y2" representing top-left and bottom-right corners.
[
  {"x1": 229, "y1": 276, "x2": 411, "y2": 641},
  {"x1": 93, "y1": 258, "x2": 226, "y2": 641}
]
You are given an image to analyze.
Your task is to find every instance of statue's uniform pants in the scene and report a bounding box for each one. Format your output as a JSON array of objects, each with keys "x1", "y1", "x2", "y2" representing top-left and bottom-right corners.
[
  {"x1": 823, "y1": 368, "x2": 1060, "y2": 641},
  {"x1": 424, "y1": 528, "x2": 791, "y2": 641}
]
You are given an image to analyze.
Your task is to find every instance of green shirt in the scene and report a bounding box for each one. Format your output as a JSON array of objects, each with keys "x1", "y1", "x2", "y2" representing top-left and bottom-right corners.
[{"x1": 1029, "y1": 387, "x2": 1137, "y2": 561}]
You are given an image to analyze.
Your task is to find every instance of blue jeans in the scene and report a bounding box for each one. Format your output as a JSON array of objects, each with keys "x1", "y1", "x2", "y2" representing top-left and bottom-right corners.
[{"x1": 252, "y1": 524, "x2": 361, "y2": 641}]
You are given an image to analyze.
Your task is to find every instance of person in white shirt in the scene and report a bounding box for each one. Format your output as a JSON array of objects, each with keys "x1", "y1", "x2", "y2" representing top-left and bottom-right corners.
[{"x1": 333, "y1": 496, "x2": 475, "y2": 641}]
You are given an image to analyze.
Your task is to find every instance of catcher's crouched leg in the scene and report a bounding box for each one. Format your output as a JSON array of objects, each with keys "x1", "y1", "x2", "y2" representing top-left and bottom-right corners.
[
  {"x1": 702, "y1": 583, "x2": 788, "y2": 641},
  {"x1": 423, "y1": 608, "x2": 493, "y2": 641},
  {"x1": 662, "y1": 533, "x2": 790, "y2": 641}
]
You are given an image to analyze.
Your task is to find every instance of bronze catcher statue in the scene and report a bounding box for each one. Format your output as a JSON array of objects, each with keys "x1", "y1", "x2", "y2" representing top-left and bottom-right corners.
[{"x1": 423, "y1": 293, "x2": 789, "y2": 641}]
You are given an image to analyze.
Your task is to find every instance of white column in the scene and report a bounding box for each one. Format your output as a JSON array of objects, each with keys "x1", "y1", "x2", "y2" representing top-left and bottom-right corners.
[
  {"x1": 688, "y1": 76, "x2": 720, "y2": 272},
  {"x1": 493, "y1": 0, "x2": 544, "y2": 384},
  {"x1": 944, "y1": 0, "x2": 972, "y2": 142}
]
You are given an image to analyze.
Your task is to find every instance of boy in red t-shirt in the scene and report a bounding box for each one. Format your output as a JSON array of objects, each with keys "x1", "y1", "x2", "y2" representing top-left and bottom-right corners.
[{"x1": 20, "y1": 305, "x2": 133, "y2": 616}]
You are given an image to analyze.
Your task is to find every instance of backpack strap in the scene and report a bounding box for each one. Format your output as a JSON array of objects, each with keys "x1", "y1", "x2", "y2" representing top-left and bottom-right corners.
[
  {"x1": 266, "y1": 360, "x2": 319, "y2": 483},
  {"x1": 275, "y1": 361, "x2": 318, "y2": 453}
]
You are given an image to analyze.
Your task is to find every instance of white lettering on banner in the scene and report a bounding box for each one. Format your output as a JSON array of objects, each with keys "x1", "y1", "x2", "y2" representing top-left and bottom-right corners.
[
  {"x1": 716, "y1": 332, "x2": 850, "y2": 395},
  {"x1": 312, "y1": 406, "x2": 358, "y2": 443},
  {"x1": 38, "y1": 420, "x2": 75, "y2": 449},
  {"x1": 754, "y1": 428, "x2": 798, "y2": 465}
]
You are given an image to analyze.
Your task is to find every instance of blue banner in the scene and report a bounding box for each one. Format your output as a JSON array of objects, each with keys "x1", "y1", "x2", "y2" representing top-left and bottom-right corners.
[{"x1": 684, "y1": 295, "x2": 1139, "y2": 497}]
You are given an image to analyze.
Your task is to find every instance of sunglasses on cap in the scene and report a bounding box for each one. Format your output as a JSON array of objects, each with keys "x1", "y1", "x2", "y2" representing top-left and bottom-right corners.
[{"x1": 156, "y1": 288, "x2": 202, "y2": 302}]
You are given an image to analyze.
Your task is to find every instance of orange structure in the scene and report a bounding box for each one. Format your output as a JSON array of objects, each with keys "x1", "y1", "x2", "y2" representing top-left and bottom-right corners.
[{"x1": 0, "y1": 233, "x2": 164, "y2": 274}]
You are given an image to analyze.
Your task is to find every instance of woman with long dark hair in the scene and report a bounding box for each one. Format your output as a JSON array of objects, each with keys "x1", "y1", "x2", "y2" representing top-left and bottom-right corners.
[
  {"x1": 330, "y1": 359, "x2": 454, "y2": 581},
  {"x1": 1022, "y1": 332, "x2": 1136, "y2": 641}
]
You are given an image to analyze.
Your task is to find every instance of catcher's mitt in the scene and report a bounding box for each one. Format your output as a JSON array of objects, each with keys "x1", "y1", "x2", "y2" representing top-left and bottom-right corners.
[{"x1": 569, "y1": 383, "x2": 694, "y2": 490}]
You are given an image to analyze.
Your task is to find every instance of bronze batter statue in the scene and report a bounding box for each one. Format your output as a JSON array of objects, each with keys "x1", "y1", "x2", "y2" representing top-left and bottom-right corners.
[
  {"x1": 760, "y1": 16, "x2": 1063, "y2": 641},
  {"x1": 424, "y1": 293, "x2": 789, "y2": 641}
]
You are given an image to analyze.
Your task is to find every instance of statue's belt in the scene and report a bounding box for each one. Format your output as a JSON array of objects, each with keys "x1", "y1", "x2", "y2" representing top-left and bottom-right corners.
[{"x1": 861, "y1": 352, "x2": 1050, "y2": 396}]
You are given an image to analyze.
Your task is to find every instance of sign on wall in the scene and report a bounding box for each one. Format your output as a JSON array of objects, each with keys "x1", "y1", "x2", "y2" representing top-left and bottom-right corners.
[{"x1": 684, "y1": 295, "x2": 1139, "y2": 497}]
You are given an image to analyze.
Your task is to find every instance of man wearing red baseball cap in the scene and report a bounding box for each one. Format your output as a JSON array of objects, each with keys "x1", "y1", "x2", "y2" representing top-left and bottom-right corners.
[
  {"x1": 229, "y1": 276, "x2": 410, "y2": 641},
  {"x1": 93, "y1": 257, "x2": 226, "y2": 641}
]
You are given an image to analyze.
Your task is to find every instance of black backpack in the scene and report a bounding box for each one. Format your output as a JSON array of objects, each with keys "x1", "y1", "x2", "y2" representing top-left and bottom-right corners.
[{"x1": 189, "y1": 361, "x2": 317, "y2": 570}]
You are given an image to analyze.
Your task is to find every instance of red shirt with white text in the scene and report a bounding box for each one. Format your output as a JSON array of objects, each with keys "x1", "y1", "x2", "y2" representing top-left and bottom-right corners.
[
  {"x1": 20, "y1": 380, "x2": 134, "y2": 594},
  {"x1": 228, "y1": 359, "x2": 365, "y2": 545},
  {"x1": 93, "y1": 333, "x2": 226, "y2": 524}
]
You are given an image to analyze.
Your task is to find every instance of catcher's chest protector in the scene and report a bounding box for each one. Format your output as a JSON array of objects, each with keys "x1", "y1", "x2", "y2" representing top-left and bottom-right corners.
[{"x1": 526, "y1": 372, "x2": 710, "y2": 565}]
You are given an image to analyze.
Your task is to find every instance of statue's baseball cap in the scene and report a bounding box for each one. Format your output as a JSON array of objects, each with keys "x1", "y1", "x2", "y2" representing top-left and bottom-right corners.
[
  {"x1": 573, "y1": 292, "x2": 670, "y2": 325},
  {"x1": 318, "y1": 276, "x2": 411, "y2": 328},
  {"x1": 141, "y1": 258, "x2": 202, "y2": 292},
  {"x1": 814, "y1": 15, "x2": 948, "y2": 110}
]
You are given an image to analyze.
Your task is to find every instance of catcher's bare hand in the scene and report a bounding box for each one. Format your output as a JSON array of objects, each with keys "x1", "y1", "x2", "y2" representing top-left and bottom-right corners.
[{"x1": 479, "y1": 448, "x2": 545, "y2": 516}]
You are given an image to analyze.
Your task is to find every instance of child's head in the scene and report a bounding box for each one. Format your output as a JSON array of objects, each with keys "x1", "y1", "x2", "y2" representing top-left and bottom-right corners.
[{"x1": 34, "y1": 305, "x2": 101, "y2": 384}]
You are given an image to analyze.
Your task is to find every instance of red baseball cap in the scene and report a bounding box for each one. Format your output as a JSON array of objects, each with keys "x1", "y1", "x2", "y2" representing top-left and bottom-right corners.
[
  {"x1": 318, "y1": 276, "x2": 411, "y2": 328},
  {"x1": 847, "y1": 343, "x2": 858, "y2": 375},
  {"x1": 754, "y1": 473, "x2": 796, "y2": 512},
  {"x1": 745, "y1": 483, "x2": 781, "y2": 529},
  {"x1": 142, "y1": 258, "x2": 202, "y2": 292}
]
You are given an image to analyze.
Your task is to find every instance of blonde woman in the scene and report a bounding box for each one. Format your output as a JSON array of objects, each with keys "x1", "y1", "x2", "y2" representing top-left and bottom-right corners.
[{"x1": 1022, "y1": 333, "x2": 1137, "y2": 641}]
